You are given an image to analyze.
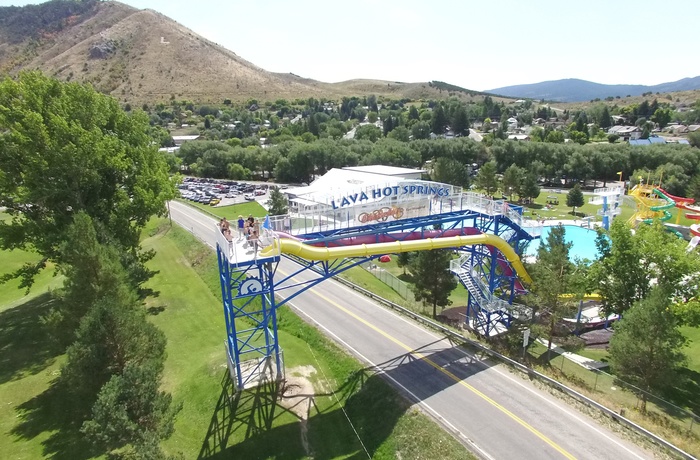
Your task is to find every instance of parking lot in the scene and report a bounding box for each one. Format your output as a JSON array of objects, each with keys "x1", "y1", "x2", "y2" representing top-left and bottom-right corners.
[{"x1": 178, "y1": 177, "x2": 284, "y2": 208}]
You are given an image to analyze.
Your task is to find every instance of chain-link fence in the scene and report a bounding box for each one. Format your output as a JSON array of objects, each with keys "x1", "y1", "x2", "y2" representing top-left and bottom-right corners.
[
  {"x1": 359, "y1": 261, "x2": 420, "y2": 308},
  {"x1": 536, "y1": 349, "x2": 700, "y2": 444}
]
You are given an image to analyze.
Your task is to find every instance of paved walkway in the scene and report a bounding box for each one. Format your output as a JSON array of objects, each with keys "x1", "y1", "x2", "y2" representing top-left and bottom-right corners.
[{"x1": 535, "y1": 338, "x2": 608, "y2": 370}]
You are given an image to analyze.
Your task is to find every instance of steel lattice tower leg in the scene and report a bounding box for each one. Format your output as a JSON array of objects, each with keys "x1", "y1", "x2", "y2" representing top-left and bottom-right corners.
[{"x1": 217, "y1": 247, "x2": 283, "y2": 391}]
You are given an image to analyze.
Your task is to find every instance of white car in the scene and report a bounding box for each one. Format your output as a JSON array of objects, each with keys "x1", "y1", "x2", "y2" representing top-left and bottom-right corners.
[{"x1": 244, "y1": 194, "x2": 255, "y2": 201}]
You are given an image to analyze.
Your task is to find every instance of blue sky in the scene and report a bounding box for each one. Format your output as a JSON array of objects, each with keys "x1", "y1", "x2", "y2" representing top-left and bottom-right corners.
[{"x1": 2, "y1": 0, "x2": 698, "y2": 91}]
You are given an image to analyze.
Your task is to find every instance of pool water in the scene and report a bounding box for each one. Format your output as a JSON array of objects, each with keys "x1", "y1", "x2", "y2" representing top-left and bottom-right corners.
[{"x1": 525, "y1": 225, "x2": 603, "y2": 261}]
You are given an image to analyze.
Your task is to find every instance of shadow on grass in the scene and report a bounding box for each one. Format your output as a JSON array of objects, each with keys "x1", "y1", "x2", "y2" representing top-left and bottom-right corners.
[
  {"x1": 199, "y1": 340, "x2": 491, "y2": 459},
  {"x1": 11, "y1": 381, "x2": 97, "y2": 460},
  {"x1": 663, "y1": 368, "x2": 700, "y2": 416},
  {"x1": 0, "y1": 293, "x2": 63, "y2": 385}
]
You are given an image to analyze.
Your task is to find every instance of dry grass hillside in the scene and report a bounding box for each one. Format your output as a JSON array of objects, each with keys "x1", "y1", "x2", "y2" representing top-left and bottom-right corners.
[
  {"x1": 0, "y1": 1, "x2": 505, "y2": 104},
  {"x1": 552, "y1": 89, "x2": 700, "y2": 112}
]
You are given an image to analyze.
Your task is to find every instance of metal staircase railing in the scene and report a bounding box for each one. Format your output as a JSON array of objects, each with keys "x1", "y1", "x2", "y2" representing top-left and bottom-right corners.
[{"x1": 450, "y1": 254, "x2": 531, "y2": 322}]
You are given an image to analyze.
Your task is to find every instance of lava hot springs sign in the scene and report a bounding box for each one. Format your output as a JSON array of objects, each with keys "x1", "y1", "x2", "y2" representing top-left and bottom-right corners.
[{"x1": 330, "y1": 185, "x2": 451, "y2": 209}]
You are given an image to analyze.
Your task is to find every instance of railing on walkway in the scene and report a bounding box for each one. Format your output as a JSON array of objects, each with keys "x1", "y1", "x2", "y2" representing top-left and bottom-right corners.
[{"x1": 267, "y1": 192, "x2": 540, "y2": 239}]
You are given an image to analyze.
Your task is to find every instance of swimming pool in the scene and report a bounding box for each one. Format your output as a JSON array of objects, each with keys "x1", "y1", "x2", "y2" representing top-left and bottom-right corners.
[{"x1": 525, "y1": 225, "x2": 603, "y2": 261}]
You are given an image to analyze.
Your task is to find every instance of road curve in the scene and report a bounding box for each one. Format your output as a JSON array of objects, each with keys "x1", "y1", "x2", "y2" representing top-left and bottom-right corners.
[{"x1": 168, "y1": 201, "x2": 652, "y2": 460}]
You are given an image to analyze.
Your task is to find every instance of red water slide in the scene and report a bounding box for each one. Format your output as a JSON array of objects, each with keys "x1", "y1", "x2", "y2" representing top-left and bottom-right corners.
[{"x1": 656, "y1": 187, "x2": 695, "y2": 204}]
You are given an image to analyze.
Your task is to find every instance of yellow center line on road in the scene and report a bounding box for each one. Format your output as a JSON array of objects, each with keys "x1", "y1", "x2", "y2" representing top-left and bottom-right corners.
[{"x1": 280, "y1": 268, "x2": 577, "y2": 460}]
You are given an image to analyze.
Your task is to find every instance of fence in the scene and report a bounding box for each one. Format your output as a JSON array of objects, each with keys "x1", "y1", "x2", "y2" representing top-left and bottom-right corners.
[
  {"x1": 532, "y1": 346, "x2": 700, "y2": 441},
  {"x1": 359, "y1": 261, "x2": 421, "y2": 308}
]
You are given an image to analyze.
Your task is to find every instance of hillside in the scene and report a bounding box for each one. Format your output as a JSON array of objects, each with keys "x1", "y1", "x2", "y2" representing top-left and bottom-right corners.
[
  {"x1": 488, "y1": 77, "x2": 700, "y2": 103},
  {"x1": 0, "y1": 1, "x2": 497, "y2": 104}
]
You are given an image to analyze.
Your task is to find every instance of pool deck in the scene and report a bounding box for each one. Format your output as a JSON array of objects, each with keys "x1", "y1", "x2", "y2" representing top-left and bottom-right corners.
[{"x1": 525, "y1": 218, "x2": 603, "y2": 229}]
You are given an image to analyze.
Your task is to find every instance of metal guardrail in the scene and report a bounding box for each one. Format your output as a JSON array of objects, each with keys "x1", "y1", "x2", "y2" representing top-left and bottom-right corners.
[{"x1": 326, "y1": 269, "x2": 696, "y2": 460}]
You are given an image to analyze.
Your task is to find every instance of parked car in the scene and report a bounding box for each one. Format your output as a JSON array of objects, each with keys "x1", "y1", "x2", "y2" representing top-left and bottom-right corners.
[
  {"x1": 254, "y1": 189, "x2": 266, "y2": 196},
  {"x1": 244, "y1": 194, "x2": 255, "y2": 201},
  {"x1": 209, "y1": 198, "x2": 220, "y2": 206}
]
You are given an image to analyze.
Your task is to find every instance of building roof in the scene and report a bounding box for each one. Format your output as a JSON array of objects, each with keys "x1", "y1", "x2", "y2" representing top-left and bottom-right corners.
[
  {"x1": 284, "y1": 167, "x2": 431, "y2": 207},
  {"x1": 341, "y1": 165, "x2": 426, "y2": 176},
  {"x1": 608, "y1": 125, "x2": 640, "y2": 134},
  {"x1": 172, "y1": 135, "x2": 200, "y2": 141}
]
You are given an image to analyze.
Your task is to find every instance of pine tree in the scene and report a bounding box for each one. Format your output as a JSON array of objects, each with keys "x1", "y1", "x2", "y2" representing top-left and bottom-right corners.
[
  {"x1": 530, "y1": 225, "x2": 574, "y2": 352},
  {"x1": 566, "y1": 183, "x2": 584, "y2": 216},
  {"x1": 475, "y1": 161, "x2": 499, "y2": 196},
  {"x1": 266, "y1": 186, "x2": 289, "y2": 216},
  {"x1": 409, "y1": 249, "x2": 457, "y2": 318}
]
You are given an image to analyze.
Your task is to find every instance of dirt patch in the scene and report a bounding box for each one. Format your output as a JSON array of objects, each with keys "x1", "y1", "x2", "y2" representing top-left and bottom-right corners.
[{"x1": 280, "y1": 366, "x2": 317, "y2": 457}]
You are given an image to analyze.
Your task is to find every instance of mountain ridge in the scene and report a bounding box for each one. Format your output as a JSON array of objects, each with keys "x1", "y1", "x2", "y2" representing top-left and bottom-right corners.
[{"x1": 487, "y1": 77, "x2": 700, "y2": 102}]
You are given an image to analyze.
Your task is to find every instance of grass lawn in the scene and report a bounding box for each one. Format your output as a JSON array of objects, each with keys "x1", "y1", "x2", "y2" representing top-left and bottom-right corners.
[
  {"x1": 515, "y1": 190, "x2": 698, "y2": 228},
  {"x1": 0, "y1": 213, "x2": 63, "y2": 309},
  {"x1": 0, "y1": 218, "x2": 474, "y2": 459},
  {"x1": 143, "y1": 220, "x2": 474, "y2": 459}
]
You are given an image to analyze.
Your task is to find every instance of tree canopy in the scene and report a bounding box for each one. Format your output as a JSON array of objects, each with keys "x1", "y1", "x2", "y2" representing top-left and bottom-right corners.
[
  {"x1": 0, "y1": 72, "x2": 176, "y2": 289},
  {"x1": 409, "y1": 249, "x2": 457, "y2": 318}
]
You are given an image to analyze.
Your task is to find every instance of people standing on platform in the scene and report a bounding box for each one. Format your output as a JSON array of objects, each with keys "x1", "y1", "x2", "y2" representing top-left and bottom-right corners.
[
  {"x1": 250, "y1": 227, "x2": 260, "y2": 255},
  {"x1": 237, "y1": 215, "x2": 245, "y2": 240},
  {"x1": 220, "y1": 217, "x2": 230, "y2": 234}
]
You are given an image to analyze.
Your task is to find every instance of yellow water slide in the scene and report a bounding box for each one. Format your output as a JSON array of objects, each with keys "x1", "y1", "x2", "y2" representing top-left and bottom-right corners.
[{"x1": 260, "y1": 234, "x2": 533, "y2": 284}]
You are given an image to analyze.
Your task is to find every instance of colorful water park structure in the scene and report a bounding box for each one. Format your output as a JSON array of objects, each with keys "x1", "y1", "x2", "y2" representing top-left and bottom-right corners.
[
  {"x1": 215, "y1": 166, "x2": 542, "y2": 390},
  {"x1": 627, "y1": 179, "x2": 700, "y2": 246}
]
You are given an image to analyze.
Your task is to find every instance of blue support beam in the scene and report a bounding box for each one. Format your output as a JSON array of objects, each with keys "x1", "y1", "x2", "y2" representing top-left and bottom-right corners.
[{"x1": 218, "y1": 206, "x2": 536, "y2": 389}]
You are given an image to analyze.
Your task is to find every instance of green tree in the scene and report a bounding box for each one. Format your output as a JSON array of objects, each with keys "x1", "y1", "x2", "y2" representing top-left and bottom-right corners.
[
  {"x1": 566, "y1": 183, "x2": 584, "y2": 215},
  {"x1": 387, "y1": 125, "x2": 410, "y2": 142},
  {"x1": 502, "y1": 164, "x2": 525, "y2": 200},
  {"x1": 45, "y1": 213, "x2": 133, "y2": 344},
  {"x1": 0, "y1": 72, "x2": 175, "y2": 290},
  {"x1": 354, "y1": 124, "x2": 382, "y2": 142},
  {"x1": 409, "y1": 249, "x2": 457, "y2": 318},
  {"x1": 396, "y1": 251, "x2": 415, "y2": 275},
  {"x1": 61, "y1": 287, "x2": 169, "y2": 409},
  {"x1": 521, "y1": 173, "x2": 541, "y2": 203},
  {"x1": 688, "y1": 131, "x2": 700, "y2": 148},
  {"x1": 483, "y1": 117, "x2": 492, "y2": 133},
  {"x1": 651, "y1": 108, "x2": 672, "y2": 129},
  {"x1": 81, "y1": 362, "x2": 181, "y2": 457},
  {"x1": 590, "y1": 219, "x2": 700, "y2": 317},
  {"x1": 530, "y1": 225, "x2": 575, "y2": 352},
  {"x1": 600, "y1": 106, "x2": 612, "y2": 129},
  {"x1": 475, "y1": 161, "x2": 499, "y2": 196},
  {"x1": 431, "y1": 157, "x2": 470, "y2": 188},
  {"x1": 545, "y1": 130, "x2": 565, "y2": 143},
  {"x1": 266, "y1": 186, "x2": 289, "y2": 215},
  {"x1": 608, "y1": 288, "x2": 686, "y2": 412},
  {"x1": 367, "y1": 111, "x2": 378, "y2": 123},
  {"x1": 451, "y1": 105, "x2": 469, "y2": 136},
  {"x1": 411, "y1": 121, "x2": 431, "y2": 140},
  {"x1": 431, "y1": 105, "x2": 448, "y2": 134}
]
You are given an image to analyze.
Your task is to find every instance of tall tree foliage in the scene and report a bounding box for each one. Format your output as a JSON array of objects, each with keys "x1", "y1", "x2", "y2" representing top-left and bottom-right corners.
[
  {"x1": 608, "y1": 288, "x2": 687, "y2": 412},
  {"x1": 475, "y1": 161, "x2": 499, "y2": 196},
  {"x1": 58, "y1": 215, "x2": 180, "y2": 457},
  {"x1": 529, "y1": 225, "x2": 575, "y2": 352},
  {"x1": 409, "y1": 249, "x2": 457, "y2": 318},
  {"x1": 0, "y1": 72, "x2": 175, "y2": 289},
  {"x1": 592, "y1": 220, "x2": 700, "y2": 317},
  {"x1": 266, "y1": 186, "x2": 289, "y2": 215},
  {"x1": 566, "y1": 183, "x2": 584, "y2": 215}
]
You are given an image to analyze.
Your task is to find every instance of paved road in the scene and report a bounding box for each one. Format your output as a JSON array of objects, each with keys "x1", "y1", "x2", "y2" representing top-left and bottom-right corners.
[{"x1": 168, "y1": 200, "x2": 652, "y2": 460}]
